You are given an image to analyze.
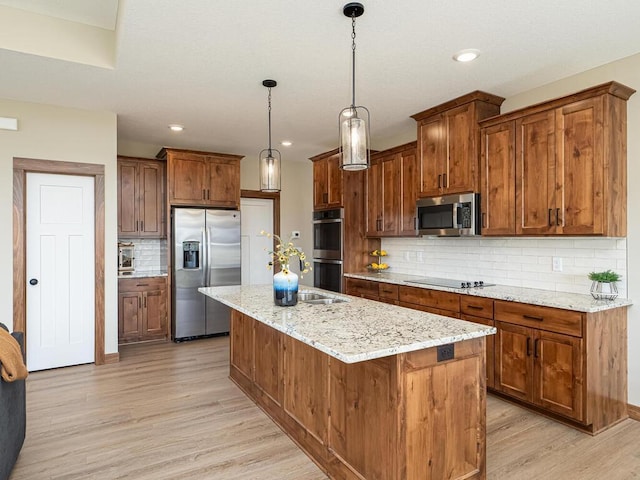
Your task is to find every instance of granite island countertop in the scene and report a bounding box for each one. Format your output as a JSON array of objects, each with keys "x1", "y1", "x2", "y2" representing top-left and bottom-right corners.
[
  {"x1": 199, "y1": 284, "x2": 495, "y2": 364},
  {"x1": 344, "y1": 272, "x2": 632, "y2": 313}
]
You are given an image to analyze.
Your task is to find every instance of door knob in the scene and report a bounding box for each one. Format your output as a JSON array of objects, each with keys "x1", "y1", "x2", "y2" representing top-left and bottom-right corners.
[{"x1": 29, "y1": 278, "x2": 38, "y2": 286}]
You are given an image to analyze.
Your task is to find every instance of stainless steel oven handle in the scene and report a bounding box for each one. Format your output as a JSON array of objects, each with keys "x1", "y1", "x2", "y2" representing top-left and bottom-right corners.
[
  {"x1": 313, "y1": 218, "x2": 343, "y2": 224},
  {"x1": 313, "y1": 258, "x2": 343, "y2": 265}
]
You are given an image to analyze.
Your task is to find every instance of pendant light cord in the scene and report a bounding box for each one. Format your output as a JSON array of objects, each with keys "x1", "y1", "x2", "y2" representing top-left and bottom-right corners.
[
  {"x1": 267, "y1": 87, "x2": 273, "y2": 156},
  {"x1": 351, "y1": 14, "x2": 357, "y2": 107}
]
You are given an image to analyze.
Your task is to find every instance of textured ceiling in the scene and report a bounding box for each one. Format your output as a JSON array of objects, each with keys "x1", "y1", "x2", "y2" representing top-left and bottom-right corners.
[{"x1": 0, "y1": 0, "x2": 639, "y2": 162}]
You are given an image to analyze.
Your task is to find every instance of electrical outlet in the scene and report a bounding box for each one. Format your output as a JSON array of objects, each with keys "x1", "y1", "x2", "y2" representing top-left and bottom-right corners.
[
  {"x1": 437, "y1": 343, "x2": 455, "y2": 362},
  {"x1": 291, "y1": 231, "x2": 300, "y2": 239},
  {"x1": 552, "y1": 256, "x2": 563, "y2": 272}
]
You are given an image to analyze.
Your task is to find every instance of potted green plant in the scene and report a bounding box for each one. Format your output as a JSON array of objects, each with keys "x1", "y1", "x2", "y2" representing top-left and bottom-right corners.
[{"x1": 588, "y1": 269, "x2": 620, "y2": 300}]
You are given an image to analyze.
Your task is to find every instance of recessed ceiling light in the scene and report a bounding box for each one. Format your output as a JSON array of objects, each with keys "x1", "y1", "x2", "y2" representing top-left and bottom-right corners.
[
  {"x1": 168, "y1": 124, "x2": 184, "y2": 132},
  {"x1": 281, "y1": 141, "x2": 292, "y2": 147},
  {"x1": 453, "y1": 49, "x2": 480, "y2": 63}
]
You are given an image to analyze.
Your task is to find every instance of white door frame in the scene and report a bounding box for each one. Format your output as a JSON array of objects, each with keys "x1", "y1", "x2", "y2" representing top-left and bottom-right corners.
[{"x1": 13, "y1": 158, "x2": 108, "y2": 366}]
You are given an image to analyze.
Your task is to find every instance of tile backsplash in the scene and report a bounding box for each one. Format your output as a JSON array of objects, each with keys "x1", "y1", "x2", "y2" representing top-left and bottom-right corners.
[
  {"x1": 119, "y1": 238, "x2": 168, "y2": 272},
  {"x1": 381, "y1": 237, "x2": 627, "y2": 298}
]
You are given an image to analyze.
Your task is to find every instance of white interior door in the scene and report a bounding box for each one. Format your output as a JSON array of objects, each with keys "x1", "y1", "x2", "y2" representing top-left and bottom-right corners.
[
  {"x1": 26, "y1": 172, "x2": 95, "y2": 371},
  {"x1": 240, "y1": 197, "x2": 274, "y2": 285}
]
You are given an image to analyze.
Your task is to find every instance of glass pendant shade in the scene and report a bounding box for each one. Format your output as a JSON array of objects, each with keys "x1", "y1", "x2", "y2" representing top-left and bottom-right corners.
[
  {"x1": 339, "y1": 106, "x2": 370, "y2": 171},
  {"x1": 259, "y1": 149, "x2": 281, "y2": 192}
]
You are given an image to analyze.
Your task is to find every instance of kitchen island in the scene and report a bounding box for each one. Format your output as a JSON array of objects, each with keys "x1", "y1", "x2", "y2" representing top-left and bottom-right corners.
[{"x1": 200, "y1": 285, "x2": 496, "y2": 480}]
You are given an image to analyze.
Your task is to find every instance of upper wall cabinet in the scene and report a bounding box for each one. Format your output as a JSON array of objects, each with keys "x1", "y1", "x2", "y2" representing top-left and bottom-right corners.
[
  {"x1": 117, "y1": 156, "x2": 166, "y2": 238},
  {"x1": 480, "y1": 82, "x2": 635, "y2": 237},
  {"x1": 157, "y1": 148, "x2": 243, "y2": 209},
  {"x1": 365, "y1": 142, "x2": 418, "y2": 237},
  {"x1": 411, "y1": 92, "x2": 504, "y2": 198},
  {"x1": 311, "y1": 149, "x2": 342, "y2": 210}
]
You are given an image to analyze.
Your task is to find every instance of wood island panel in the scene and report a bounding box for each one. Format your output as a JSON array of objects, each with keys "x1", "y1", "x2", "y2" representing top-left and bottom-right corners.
[{"x1": 228, "y1": 307, "x2": 487, "y2": 480}]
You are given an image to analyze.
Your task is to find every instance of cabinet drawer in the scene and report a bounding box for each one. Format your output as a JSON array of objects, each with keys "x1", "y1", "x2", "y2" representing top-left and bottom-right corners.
[
  {"x1": 119, "y1": 276, "x2": 167, "y2": 293},
  {"x1": 398, "y1": 286, "x2": 460, "y2": 313},
  {"x1": 460, "y1": 296, "x2": 494, "y2": 319},
  {"x1": 378, "y1": 282, "x2": 399, "y2": 301},
  {"x1": 345, "y1": 278, "x2": 379, "y2": 298},
  {"x1": 494, "y1": 300, "x2": 583, "y2": 337}
]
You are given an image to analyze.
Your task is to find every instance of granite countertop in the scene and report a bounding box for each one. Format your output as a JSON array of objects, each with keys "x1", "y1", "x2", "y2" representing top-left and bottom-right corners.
[
  {"x1": 344, "y1": 272, "x2": 632, "y2": 313},
  {"x1": 118, "y1": 270, "x2": 168, "y2": 279},
  {"x1": 199, "y1": 285, "x2": 495, "y2": 364}
]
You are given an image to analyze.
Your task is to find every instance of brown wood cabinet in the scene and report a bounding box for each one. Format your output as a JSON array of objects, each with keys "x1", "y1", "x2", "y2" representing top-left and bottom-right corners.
[
  {"x1": 480, "y1": 81, "x2": 634, "y2": 236},
  {"x1": 229, "y1": 308, "x2": 486, "y2": 480},
  {"x1": 117, "y1": 156, "x2": 166, "y2": 238},
  {"x1": 310, "y1": 149, "x2": 380, "y2": 279},
  {"x1": 158, "y1": 147, "x2": 242, "y2": 208},
  {"x1": 344, "y1": 275, "x2": 628, "y2": 434},
  {"x1": 311, "y1": 149, "x2": 342, "y2": 210},
  {"x1": 412, "y1": 91, "x2": 504, "y2": 197},
  {"x1": 494, "y1": 299, "x2": 627, "y2": 432},
  {"x1": 461, "y1": 296, "x2": 496, "y2": 389},
  {"x1": 118, "y1": 276, "x2": 168, "y2": 344},
  {"x1": 365, "y1": 142, "x2": 417, "y2": 237}
]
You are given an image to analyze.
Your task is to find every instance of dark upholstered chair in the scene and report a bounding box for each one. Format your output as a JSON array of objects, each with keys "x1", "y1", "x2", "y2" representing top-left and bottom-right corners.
[{"x1": 0, "y1": 323, "x2": 26, "y2": 480}]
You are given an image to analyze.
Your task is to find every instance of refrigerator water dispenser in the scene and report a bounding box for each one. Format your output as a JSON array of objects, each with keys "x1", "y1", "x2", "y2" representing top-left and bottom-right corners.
[{"x1": 183, "y1": 241, "x2": 200, "y2": 269}]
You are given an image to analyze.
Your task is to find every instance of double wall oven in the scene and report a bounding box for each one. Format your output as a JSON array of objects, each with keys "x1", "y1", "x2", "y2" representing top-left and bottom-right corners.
[{"x1": 313, "y1": 208, "x2": 343, "y2": 293}]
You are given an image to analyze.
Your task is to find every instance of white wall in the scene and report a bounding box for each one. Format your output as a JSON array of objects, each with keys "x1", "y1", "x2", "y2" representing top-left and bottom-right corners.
[
  {"x1": 0, "y1": 98, "x2": 118, "y2": 354},
  {"x1": 241, "y1": 156, "x2": 314, "y2": 286},
  {"x1": 384, "y1": 51, "x2": 640, "y2": 406}
]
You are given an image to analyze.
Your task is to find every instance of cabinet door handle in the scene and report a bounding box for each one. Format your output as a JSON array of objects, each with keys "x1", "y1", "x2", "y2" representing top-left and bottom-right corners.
[
  {"x1": 524, "y1": 314, "x2": 544, "y2": 321},
  {"x1": 534, "y1": 338, "x2": 540, "y2": 358},
  {"x1": 526, "y1": 337, "x2": 531, "y2": 356},
  {"x1": 136, "y1": 283, "x2": 149, "y2": 287},
  {"x1": 438, "y1": 174, "x2": 442, "y2": 188},
  {"x1": 203, "y1": 189, "x2": 206, "y2": 200},
  {"x1": 556, "y1": 208, "x2": 561, "y2": 226},
  {"x1": 140, "y1": 221, "x2": 144, "y2": 231},
  {"x1": 136, "y1": 220, "x2": 139, "y2": 232},
  {"x1": 548, "y1": 208, "x2": 553, "y2": 226},
  {"x1": 207, "y1": 189, "x2": 211, "y2": 200},
  {"x1": 144, "y1": 296, "x2": 147, "y2": 308},
  {"x1": 467, "y1": 305, "x2": 483, "y2": 310},
  {"x1": 442, "y1": 173, "x2": 447, "y2": 188},
  {"x1": 482, "y1": 212, "x2": 487, "y2": 228}
]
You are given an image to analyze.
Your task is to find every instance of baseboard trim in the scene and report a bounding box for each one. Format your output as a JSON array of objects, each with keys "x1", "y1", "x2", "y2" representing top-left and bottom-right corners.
[
  {"x1": 103, "y1": 352, "x2": 120, "y2": 364},
  {"x1": 629, "y1": 403, "x2": 640, "y2": 421}
]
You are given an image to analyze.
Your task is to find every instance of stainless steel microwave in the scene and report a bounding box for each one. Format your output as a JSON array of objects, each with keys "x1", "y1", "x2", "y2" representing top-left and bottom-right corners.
[{"x1": 416, "y1": 193, "x2": 480, "y2": 236}]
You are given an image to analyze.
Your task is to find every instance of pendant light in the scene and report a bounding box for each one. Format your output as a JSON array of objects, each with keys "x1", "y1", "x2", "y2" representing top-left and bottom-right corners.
[
  {"x1": 260, "y1": 79, "x2": 281, "y2": 192},
  {"x1": 339, "y1": 2, "x2": 370, "y2": 171}
]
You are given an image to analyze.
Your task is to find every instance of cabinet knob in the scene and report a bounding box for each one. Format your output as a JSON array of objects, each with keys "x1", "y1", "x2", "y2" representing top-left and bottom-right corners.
[{"x1": 29, "y1": 278, "x2": 38, "y2": 286}]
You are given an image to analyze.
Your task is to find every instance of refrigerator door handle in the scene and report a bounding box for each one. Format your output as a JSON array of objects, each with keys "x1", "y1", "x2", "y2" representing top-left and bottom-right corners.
[
  {"x1": 206, "y1": 227, "x2": 212, "y2": 287},
  {"x1": 201, "y1": 227, "x2": 207, "y2": 287}
]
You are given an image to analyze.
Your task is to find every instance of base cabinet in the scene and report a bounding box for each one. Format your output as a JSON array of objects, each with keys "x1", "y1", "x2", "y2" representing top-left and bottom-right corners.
[
  {"x1": 496, "y1": 321, "x2": 584, "y2": 421},
  {"x1": 118, "y1": 276, "x2": 168, "y2": 344},
  {"x1": 229, "y1": 309, "x2": 486, "y2": 480},
  {"x1": 344, "y1": 276, "x2": 628, "y2": 434}
]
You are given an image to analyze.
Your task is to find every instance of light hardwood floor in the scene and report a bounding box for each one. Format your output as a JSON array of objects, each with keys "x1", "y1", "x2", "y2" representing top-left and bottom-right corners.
[{"x1": 10, "y1": 337, "x2": 640, "y2": 479}]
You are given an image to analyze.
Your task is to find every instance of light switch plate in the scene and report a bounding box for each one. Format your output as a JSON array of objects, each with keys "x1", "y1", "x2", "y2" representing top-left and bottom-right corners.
[{"x1": 552, "y1": 257, "x2": 563, "y2": 272}]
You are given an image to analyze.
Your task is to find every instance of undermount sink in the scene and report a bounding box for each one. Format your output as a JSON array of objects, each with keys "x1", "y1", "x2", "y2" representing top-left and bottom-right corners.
[{"x1": 299, "y1": 291, "x2": 348, "y2": 305}]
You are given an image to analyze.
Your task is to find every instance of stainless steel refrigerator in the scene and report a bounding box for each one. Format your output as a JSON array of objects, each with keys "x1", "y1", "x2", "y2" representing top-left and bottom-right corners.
[{"x1": 172, "y1": 208, "x2": 240, "y2": 341}]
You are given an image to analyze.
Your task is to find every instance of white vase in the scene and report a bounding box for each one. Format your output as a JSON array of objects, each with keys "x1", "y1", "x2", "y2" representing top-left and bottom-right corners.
[{"x1": 273, "y1": 265, "x2": 298, "y2": 306}]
